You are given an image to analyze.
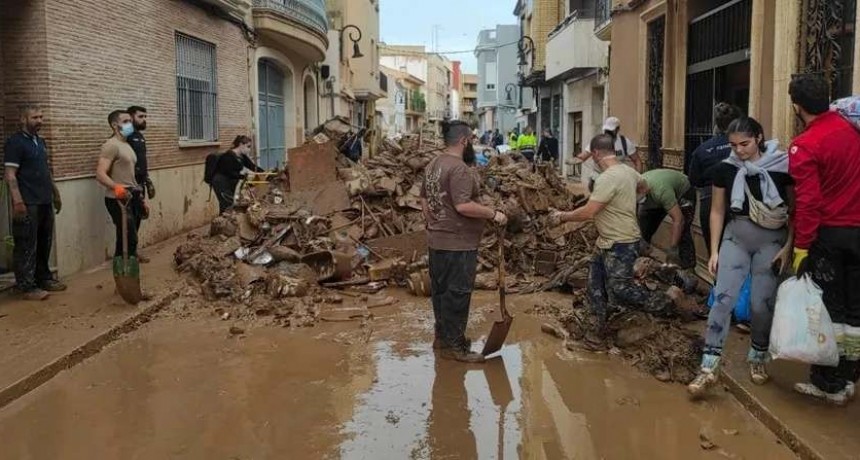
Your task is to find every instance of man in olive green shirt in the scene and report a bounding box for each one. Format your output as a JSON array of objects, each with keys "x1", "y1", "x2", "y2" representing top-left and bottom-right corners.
[
  {"x1": 553, "y1": 134, "x2": 672, "y2": 332},
  {"x1": 637, "y1": 169, "x2": 697, "y2": 269}
]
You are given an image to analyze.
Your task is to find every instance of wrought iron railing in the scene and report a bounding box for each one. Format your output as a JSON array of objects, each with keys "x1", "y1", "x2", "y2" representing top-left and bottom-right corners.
[
  {"x1": 595, "y1": 0, "x2": 611, "y2": 30},
  {"x1": 252, "y1": 0, "x2": 329, "y2": 37},
  {"x1": 799, "y1": 0, "x2": 857, "y2": 100}
]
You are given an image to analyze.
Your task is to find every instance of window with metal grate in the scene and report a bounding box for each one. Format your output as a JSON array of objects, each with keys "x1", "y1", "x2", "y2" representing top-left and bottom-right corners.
[{"x1": 175, "y1": 33, "x2": 218, "y2": 142}]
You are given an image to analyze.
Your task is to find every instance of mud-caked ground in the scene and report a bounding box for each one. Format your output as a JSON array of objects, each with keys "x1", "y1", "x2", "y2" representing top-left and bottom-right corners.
[{"x1": 0, "y1": 284, "x2": 796, "y2": 459}]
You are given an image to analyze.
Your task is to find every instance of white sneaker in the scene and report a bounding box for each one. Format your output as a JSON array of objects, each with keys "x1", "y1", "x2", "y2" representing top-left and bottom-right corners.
[
  {"x1": 793, "y1": 382, "x2": 849, "y2": 407},
  {"x1": 688, "y1": 370, "x2": 719, "y2": 399},
  {"x1": 749, "y1": 362, "x2": 769, "y2": 385}
]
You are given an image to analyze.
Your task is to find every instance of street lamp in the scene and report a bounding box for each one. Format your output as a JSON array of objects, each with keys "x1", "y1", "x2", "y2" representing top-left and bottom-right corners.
[
  {"x1": 517, "y1": 35, "x2": 535, "y2": 68},
  {"x1": 505, "y1": 83, "x2": 518, "y2": 106},
  {"x1": 340, "y1": 25, "x2": 364, "y2": 60}
]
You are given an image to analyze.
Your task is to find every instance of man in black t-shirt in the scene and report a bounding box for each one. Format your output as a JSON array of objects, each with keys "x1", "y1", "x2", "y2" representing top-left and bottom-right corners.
[
  {"x1": 127, "y1": 106, "x2": 152, "y2": 262},
  {"x1": 3, "y1": 105, "x2": 66, "y2": 300}
]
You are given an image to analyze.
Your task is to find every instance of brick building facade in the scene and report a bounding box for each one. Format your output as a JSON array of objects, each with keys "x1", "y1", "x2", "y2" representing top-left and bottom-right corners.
[{"x1": 0, "y1": 0, "x2": 253, "y2": 275}]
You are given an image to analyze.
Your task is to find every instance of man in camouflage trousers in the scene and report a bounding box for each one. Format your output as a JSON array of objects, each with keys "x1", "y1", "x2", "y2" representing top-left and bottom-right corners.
[{"x1": 553, "y1": 134, "x2": 672, "y2": 332}]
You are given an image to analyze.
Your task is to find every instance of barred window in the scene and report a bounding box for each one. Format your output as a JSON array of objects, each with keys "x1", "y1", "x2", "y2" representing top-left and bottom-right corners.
[{"x1": 175, "y1": 33, "x2": 218, "y2": 142}]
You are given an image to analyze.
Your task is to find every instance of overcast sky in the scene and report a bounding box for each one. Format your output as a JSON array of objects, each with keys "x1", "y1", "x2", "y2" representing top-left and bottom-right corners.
[{"x1": 380, "y1": 0, "x2": 517, "y2": 74}]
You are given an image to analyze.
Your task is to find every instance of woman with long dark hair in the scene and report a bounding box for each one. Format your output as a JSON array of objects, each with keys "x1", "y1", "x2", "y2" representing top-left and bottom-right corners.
[
  {"x1": 688, "y1": 117, "x2": 795, "y2": 399},
  {"x1": 211, "y1": 135, "x2": 263, "y2": 213}
]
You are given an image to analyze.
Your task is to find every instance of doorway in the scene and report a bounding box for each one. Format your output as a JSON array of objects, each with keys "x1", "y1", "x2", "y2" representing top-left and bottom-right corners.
[
  {"x1": 258, "y1": 59, "x2": 286, "y2": 169},
  {"x1": 684, "y1": 0, "x2": 752, "y2": 170},
  {"x1": 646, "y1": 16, "x2": 666, "y2": 169}
]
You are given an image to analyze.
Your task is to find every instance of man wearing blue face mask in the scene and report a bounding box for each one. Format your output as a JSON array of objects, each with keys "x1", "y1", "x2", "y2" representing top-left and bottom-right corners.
[{"x1": 96, "y1": 110, "x2": 145, "y2": 261}]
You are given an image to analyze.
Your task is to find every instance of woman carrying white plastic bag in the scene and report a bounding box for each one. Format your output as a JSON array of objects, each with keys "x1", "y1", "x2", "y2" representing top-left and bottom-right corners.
[{"x1": 769, "y1": 275, "x2": 839, "y2": 366}]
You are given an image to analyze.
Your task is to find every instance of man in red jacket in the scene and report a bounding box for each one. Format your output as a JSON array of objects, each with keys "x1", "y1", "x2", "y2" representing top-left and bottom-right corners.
[{"x1": 788, "y1": 74, "x2": 860, "y2": 406}]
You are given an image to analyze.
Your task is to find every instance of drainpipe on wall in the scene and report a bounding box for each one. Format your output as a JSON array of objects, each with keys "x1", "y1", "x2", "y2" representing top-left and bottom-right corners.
[{"x1": 247, "y1": 45, "x2": 259, "y2": 163}]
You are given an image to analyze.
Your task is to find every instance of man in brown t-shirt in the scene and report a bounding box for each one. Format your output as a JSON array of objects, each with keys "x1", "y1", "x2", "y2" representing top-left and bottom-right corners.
[
  {"x1": 421, "y1": 121, "x2": 507, "y2": 363},
  {"x1": 96, "y1": 110, "x2": 145, "y2": 260}
]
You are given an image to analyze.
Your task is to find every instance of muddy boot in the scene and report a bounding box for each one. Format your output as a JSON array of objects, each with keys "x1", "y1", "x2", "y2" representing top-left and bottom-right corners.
[
  {"x1": 40, "y1": 280, "x2": 67, "y2": 292},
  {"x1": 748, "y1": 349, "x2": 769, "y2": 385},
  {"x1": 687, "y1": 354, "x2": 720, "y2": 399},
  {"x1": 23, "y1": 289, "x2": 50, "y2": 301},
  {"x1": 847, "y1": 382, "x2": 856, "y2": 401},
  {"x1": 793, "y1": 383, "x2": 849, "y2": 407},
  {"x1": 441, "y1": 348, "x2": 485, "y2": 364}
]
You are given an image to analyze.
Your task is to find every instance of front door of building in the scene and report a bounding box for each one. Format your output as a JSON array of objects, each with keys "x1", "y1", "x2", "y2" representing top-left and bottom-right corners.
[
  {"x1": 258, "y1": 59, "x2": 286, "y2": 170},
  {"x1": 684, "y1": 0, "x2": 753, "y2": 171}
]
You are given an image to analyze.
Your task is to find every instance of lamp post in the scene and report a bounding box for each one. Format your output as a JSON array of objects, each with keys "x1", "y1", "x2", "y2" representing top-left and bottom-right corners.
[
  {"x1": 340, "y1": 25, "x2": 364, "y2": 61},
  {"x1": 517, "y1": 35, "x2": 535, "y2": 69},
  {"x1": 504, "y1": 83, "x2": 518, "y2": 106}
]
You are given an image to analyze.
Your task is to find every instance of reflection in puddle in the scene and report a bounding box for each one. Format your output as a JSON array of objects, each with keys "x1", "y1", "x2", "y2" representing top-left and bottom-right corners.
[{"x1": 340, "y1": 342, "x2": 524, "y2": 459}]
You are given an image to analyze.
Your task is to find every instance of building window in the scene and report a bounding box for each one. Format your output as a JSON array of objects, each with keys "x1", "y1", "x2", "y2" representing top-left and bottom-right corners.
[
  {"x1": 175, "y1": 33, "x2": 218, "y2": 142},
  {"x1": 486, "y1": 62, "x2": 497, "y2": 91}
]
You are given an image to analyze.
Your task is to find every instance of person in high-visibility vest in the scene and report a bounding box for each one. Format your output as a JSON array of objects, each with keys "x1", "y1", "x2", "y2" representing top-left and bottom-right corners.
[
  {"x1": 516, "y1": 127, "x2": 538, "y2": 162},
  {"x1": 508, "y1": 131, "x2": 518, "y2": 150}
]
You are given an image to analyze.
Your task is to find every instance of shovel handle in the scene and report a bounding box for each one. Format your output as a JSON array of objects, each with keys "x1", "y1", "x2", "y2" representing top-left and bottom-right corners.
[
  {"x1": 497, "y1": 228, "x2": 509, "y2": 320},
  {"x1": 119, "y1": 199, "x2": 129, "y2": 265}
]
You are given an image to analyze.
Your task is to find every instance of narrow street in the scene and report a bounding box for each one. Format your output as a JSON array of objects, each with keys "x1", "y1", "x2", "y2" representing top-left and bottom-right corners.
[
  {"x1": 0, "y1": 276, "x2": 794, "y2": 459},
  {"x1": 2, "y1": 0, "x2": 859, "y2": 458}
]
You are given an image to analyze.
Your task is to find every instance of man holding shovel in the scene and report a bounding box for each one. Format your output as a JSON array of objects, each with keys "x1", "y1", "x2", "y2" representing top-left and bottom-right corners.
[
  {"x1": 421, "y1": 120, "x2": 507, "y2": 363},
  {"x1": 96, "y1": 110, "x2": 146, "y2": 302}
]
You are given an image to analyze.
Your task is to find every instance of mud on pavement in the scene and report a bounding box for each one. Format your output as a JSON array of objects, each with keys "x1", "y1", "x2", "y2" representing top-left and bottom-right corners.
[{"x1": 171, "y1": 118, "x2": 709, "y2": 384}]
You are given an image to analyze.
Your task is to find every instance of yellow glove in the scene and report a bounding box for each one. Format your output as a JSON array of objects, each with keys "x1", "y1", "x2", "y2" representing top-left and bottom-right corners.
[{"x1": 792, "y1": 248, "x2": 809, "y2": 274}]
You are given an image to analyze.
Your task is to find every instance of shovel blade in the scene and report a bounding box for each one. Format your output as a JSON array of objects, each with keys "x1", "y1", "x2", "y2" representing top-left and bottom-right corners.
[
  {"x1": 113, "y1": 256, "x2": 142, "y2": 305},
  {"x1": 114, "y1": 275, "x2": 142, "y2": 305},
  {"x1": 481, "y1": 316, "x2": 513, "y2": 357}
]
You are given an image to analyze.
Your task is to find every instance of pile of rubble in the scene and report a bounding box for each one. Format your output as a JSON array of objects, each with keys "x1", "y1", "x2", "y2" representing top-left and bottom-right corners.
[
  {"x1": 173, "y1": 117, "x2": 593, "y2": 325},
  {"x1": 172, "y1": 116, "x2": 710, "y2": 383},
  {"x1": 534, "y1": 257, "x2": 708, "y2": 384}
]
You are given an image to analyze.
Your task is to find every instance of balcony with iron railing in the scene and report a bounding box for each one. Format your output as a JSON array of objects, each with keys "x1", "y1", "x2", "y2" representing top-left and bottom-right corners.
[
  {"x1": 252, "y1": 0, "x2": 329, "y2": 61},
  {"x1": 594, "y1": 0, "x2": 612, "y2": 40}
]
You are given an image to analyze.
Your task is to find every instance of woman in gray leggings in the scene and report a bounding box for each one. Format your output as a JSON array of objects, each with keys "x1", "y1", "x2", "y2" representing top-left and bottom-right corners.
[{"x1": 688, "y1": 117, "x2": 795, "y2": 399}]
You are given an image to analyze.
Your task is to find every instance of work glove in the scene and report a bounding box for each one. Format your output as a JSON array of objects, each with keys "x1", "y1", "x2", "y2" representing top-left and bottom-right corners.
[
  {"x1": 492, "y1": 210, "x2": 508, "y2": 226},
  {"x1": 792, "y1": 248, "x2": 809, "y2": 274},
  {"x1": 53, "y1": 195, "x2": 62, "y2": 215},
  {"x1": 114, "y1": 185, "x2": 129, "y2": 201},
  {"x1": 145, "y1": 177, "x2": 156, "y2": 200}
]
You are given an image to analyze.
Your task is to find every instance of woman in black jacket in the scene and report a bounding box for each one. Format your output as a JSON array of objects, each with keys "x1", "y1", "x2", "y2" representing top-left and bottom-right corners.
[{"x1": 212, "y1": 135, "x2": 264, "y2": 213}]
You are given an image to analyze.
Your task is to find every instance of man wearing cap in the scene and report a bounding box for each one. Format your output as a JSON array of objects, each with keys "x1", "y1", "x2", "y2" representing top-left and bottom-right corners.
[{"x1": 578, "y1": 117, "x2": 643, "y2": 189}]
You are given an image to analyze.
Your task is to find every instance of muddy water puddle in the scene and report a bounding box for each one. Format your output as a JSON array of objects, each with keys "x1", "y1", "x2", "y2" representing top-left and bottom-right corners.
[{"x1": 0, "y1": 292, "x2": 795, "y2": 459}]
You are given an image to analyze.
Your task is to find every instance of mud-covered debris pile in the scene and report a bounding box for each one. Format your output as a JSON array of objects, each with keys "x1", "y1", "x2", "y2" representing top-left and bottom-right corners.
[
  {"x1": 532, "y1": 257, "x2": 707, "y2": 384},
  {"x1": 173, "y1": 117, "x2": 596, "y2": 322}
]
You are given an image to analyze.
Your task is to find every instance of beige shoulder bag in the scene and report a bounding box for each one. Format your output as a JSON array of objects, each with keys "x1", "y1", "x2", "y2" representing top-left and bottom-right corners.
[{"x1": 744, "y1": 182, "x2": 788, "y2": 230}]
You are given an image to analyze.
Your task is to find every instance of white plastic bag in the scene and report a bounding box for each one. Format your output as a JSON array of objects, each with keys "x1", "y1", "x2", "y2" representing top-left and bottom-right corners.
[{"x1": 769, "y1": 275, "x2": 839, "y2": 366}]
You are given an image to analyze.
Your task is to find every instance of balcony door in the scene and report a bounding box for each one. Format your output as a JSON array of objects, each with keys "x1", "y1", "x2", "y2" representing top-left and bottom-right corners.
[{"x1": 258, "y1": 59, "x2": 286, "y2": 169}]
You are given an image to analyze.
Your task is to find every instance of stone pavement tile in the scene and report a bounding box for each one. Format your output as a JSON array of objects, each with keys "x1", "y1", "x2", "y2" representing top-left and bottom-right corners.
[
  {"x1": 0, "y1": 231, "x2": 196, "y2": 393},
  {"x1": 721, "y1": 331, "x2": 860, "y2": 460}
]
